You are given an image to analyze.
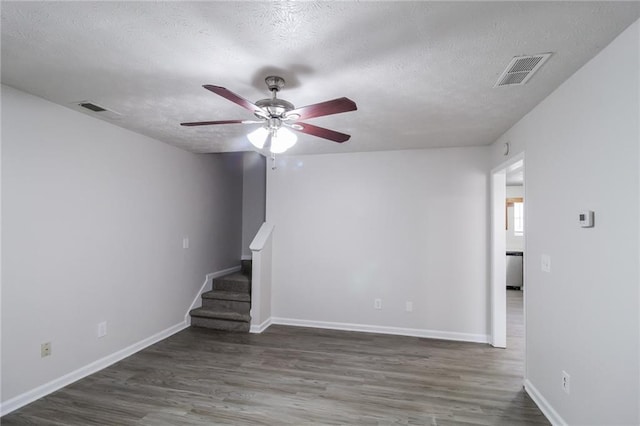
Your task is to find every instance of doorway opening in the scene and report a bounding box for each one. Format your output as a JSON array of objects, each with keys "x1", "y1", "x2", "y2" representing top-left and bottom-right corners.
[{"x1": 490, "y1": 153, "x2": 525, "y2": 349}]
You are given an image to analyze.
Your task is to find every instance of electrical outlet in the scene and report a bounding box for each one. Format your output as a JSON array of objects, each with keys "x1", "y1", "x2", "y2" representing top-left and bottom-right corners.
[
  {"x1": 405, "y1": 301, "x2": 413, "y2": 312},
  {"x1": 374, "y1": 298, "x2": 382, "y2": 310},
  {"x1": 562, "y1": 370, "x2": 570, "y2": 394},
  {"x1": 182, "y1": 237, "x2": 190, "y2": 249},
  {"x1": 98, "y1": 321, "x2": 107, "y2": 338},
  {"x1": 41, "y1": 342, "x2": 51, "y2": 358}
]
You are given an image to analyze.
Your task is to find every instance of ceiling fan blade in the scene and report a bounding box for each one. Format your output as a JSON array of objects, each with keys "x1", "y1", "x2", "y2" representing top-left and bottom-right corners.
[
  {"x1": 181, "y1": 119, "x2": 261, "y2": 127},
  {"x1": 203, "y1": 85, "x2": 267, "y2": 117},
  {"x1": 292, "y1": 122, "x2": 351, "y2": 143},
  {"x1": 285, "y1": 97, "x2": 357, "y2": 121}
]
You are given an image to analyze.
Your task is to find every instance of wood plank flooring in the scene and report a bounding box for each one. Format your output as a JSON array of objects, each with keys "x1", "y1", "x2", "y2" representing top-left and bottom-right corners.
[{"x1": 2, "y1": 290, "x2": 547, "y2": 425}]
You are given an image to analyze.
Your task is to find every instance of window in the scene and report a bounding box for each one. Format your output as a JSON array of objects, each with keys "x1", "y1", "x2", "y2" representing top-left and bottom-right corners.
[{"x1": 513, "y1": 202, "x2": 524, "y2": 236}]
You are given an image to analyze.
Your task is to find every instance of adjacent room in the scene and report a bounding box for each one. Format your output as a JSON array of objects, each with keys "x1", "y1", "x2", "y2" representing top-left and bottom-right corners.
[{"x1": 2, "y1": 2, "x2": 639, "y2": 425}]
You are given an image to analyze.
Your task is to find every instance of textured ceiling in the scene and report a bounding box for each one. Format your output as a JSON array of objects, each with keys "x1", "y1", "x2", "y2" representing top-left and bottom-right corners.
[{"x1": 2, "y1": 2, "x2": 639, "y2": 155}]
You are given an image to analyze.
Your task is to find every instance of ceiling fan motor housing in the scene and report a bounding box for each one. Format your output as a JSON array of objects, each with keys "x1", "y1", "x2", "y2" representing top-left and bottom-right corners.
[
  {"x1": 255, "y1": 97, "x2": 295, "y2": 118},
  {"x1": 255, "y1": 76, "x2": 295, "y2": 118}
]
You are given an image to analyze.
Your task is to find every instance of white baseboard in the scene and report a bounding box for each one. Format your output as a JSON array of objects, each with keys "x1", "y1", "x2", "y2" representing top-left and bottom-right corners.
[
  {"x1": 241, "y1": 254, "x2": 252, "y2": 261},
  {"x1": 250, "y1": 317, "x2": 272, "y2": 334},
  {"x1": 270, "y1": 317, "x2": 489, "y2": 344},
  {"x1": 524, "y1": 379, "x2": 566, "y2": 426},
  {"x1": 185, "y1": 265, "x2": 241, "y2": 323},
  {"x1": 0, "y1": 321, "x2": 189, "y2": 417}
]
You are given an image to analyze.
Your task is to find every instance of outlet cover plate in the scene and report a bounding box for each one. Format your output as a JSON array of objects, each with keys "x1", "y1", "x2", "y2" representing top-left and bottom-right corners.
[
  {"x1": 98, "y1": 321, "x2": 107, "y2": 338},
  {"x1": 41, "y1": 342, "x2": 51, "y2": 358}
]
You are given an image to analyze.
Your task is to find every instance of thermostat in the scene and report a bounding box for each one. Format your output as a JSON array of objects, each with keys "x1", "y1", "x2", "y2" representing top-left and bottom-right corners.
[{"x1": 579, "y1": 210, "x2": 594, "y2": 228}]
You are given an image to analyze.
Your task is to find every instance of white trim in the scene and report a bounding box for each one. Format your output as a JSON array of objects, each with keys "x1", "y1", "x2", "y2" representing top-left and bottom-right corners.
[
  {"x1": 250, "y1": 317, "x2": 272, "y2": 334},
  {"x1": 490, "y1": 152, "x2": 525, "y2": 349},
  {"x1": 0, "y1": 321, "x2": 188, "y2": 417},
  {"x1": 249, "y1": 222, "x2": 274, "y2": 252},
  {"x1": 241, "y1": 254, "x2": 252, "y2": 261},
  {"x1": 490, "y1": 170, "x2": 507, "y2": 348},
  {"x1": 250, "y1": 223, "x2": 274, "y2": 328},
  {"x1": 271, "y1": 317, "x2": 489, "y2": 344},
  {"x1": 524, "y1": 379, "x2": 566, "y2": 426},
  {"x1": 185, "y1": 265, "x2": 241, "y2": 323}
]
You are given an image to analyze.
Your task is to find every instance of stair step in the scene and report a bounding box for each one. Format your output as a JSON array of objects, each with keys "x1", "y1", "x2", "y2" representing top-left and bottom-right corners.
[
  {"x1": 189, "y1": 308, "x2": 250, "y2": 323},
  {"x1": 202, "y1": 290, "x2": 250, "y2": 302},
  {"x1": 189, "y1": 263, "x2": 252, "y2": 333},
  {"x1": 213, "y1": 272, "x2": 250, "y2": 293},
  {"x1": 191, "y1": 316, "x2": 250, "y2": 332},
  {"x1": 201, "y1": 297, "x2": 250, "y2": 313}
]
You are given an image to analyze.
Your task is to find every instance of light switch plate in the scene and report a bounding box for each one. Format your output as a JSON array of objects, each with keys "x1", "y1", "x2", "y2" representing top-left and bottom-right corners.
[{"x1": 541, "y1": 254, "x2": 551, "y2": 273}]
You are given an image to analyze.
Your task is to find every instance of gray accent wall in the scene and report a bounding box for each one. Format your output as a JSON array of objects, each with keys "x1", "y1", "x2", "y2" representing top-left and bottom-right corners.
[
  {"x1": 241, "y1": 152, "x2": 266, "y2": 258},
  {"x1": 1, "y1": 85, "x2": 243, "y2": 403}
]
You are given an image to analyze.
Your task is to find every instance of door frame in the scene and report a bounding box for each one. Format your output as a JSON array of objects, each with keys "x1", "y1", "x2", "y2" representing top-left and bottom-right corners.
[{"x1": 490, "y1": 152, "x2": 525, "y2": 348}]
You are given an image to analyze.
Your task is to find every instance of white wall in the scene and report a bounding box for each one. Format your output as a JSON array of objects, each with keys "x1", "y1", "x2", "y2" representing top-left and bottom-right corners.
[
  {"x1": 491, "y1": 21, "x2": 639, "y2": 425},
  {"x1": 267, "y1": 147, "x2": 490, "y2": 341},
  {"x1": 241, "y1": 152, "x2": 266, "y2": 258},
  {"x1": 506, "y1": 185, "x2": 524, "y2": 252},
  {"x1": 1, "y1": 85, "x2": 243, "y2": 404}
]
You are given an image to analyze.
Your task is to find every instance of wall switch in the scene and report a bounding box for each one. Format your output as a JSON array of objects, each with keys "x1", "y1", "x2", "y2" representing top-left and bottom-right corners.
[
  {"x1": 541, "y1": 254, "x2": 551, "y2": 273},
  {"x1": 41, "y1": 342, "x2": 51, "y2": 358},
  {"x1": 182, "y1": 237, "x2": 190, "y2": 249},
  {"x1": 562, "y1": 370, "x2": 570, "y2": 394},
  {"x1": 374, "y1": 298, "x2": 382, "y2": 310},
  {"x1": 405, "y1": 301, "x2": 413, "y2": 312},
  {"x1": 97, "y1": 321, "x2": 107, "y2": 338}
]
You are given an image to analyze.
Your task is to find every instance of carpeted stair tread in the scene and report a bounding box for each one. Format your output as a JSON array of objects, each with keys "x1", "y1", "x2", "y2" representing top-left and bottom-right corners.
[
  {"x1": 218, "y1": 272, "x2": 250, "y2": 282},
  {"x1": 190, "y1": 261, "x2": 252, "y2": 332},
  {"x1": 213, "y1": 272, "x2": 251, "y2": 293},
  {"x1": 191, "y1": 317, "x2": 250, "y2": 332},
  {"x1": 189, "y1": 308, "x2": 250, "y2": 323},
  {"x1": 202, "y1": 290, "x2": 251, "y2": 302}
]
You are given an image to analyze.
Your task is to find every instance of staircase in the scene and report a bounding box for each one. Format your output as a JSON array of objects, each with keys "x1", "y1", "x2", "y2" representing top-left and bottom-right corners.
[{"x1": 190, "y1": 260, "x2": 252, "y2": 332}]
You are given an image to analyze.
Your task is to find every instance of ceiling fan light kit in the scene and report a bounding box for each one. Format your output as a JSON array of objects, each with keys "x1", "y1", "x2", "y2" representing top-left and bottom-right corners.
[
  {"x1": 247, "y1": 127, "x2": 269, "y2": 149},
  {"x1": 181, "y1": 76, "x2": 357, "y2": 154}
]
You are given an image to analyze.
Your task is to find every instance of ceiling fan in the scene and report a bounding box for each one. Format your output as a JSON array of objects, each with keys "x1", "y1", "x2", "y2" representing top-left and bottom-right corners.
[{"x1": 181, "y1": 76, "x2": 357, "y2": 153}]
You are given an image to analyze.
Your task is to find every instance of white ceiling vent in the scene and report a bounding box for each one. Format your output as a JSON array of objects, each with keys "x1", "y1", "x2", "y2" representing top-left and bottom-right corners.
[{"x1": 494, "y1": 53, "x2": 552, "y2": 88}]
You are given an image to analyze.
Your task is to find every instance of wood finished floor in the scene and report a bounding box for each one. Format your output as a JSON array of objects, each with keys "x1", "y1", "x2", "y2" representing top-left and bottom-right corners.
[{"x1": 3, "y1": 290, "x2": 547, "y2": 425}]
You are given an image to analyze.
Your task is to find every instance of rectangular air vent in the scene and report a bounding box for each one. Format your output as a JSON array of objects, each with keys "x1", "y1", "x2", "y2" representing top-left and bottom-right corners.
[
  {"x1": 79, "y1": 102, "x2": 107, "y2": 112},
  {"x1": 73, "y1": 100, "x2": 122, "y2": 120},
  {"x1": 494, "y1": 53, "x2": 552, "y2": 87}
]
